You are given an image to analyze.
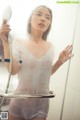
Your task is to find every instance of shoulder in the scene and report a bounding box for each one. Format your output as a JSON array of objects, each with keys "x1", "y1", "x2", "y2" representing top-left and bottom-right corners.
[{"x1": 45, "y1": 41, "x2": 54, "y2": 49}]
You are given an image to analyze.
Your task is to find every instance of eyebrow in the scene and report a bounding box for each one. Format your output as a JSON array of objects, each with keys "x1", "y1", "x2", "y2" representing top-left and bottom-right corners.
[{"x1": 36, "y1": 10, "x2": 51, "y2": 17}]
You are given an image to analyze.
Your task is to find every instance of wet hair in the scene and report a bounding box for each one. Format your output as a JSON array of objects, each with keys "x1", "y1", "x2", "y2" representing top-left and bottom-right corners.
[{"x1": 27, "y1": 5, "x2": 52, "y2": 41}]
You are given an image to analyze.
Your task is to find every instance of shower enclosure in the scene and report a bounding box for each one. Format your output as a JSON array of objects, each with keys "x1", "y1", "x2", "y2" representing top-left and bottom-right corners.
[{"x1": 0, "y1": 1, "x2": 80, "y2": 120}]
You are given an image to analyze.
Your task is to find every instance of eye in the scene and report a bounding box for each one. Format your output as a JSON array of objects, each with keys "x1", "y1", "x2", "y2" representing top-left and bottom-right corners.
[
  {"x1": 36, "y1": 13, "x2": 42, "y2": 16},
  {"x1": 46, "y1": 15, "x2": 50, "y2": 20},
  {"x1": 46, "y1": 16, "x2": 50, "y2": 20}
]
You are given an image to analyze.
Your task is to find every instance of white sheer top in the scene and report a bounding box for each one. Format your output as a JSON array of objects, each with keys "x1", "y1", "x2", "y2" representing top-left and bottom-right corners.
[{"x1": 12, "y1": 40, "x2": 54, "y2": 95}]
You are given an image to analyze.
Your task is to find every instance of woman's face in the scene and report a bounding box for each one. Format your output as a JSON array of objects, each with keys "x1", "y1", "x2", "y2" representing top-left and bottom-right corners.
[{"x1": 31, "y1": 7, "x2": 52, "y2": 33}]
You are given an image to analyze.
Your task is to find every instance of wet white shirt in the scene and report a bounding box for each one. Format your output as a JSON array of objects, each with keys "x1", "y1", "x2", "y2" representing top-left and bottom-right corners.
[
  {"x1": 9, "y1": 40, "x2": 54, "y2": 119},
  {"x1": 12, "y1": 40, "x2": 54, "y2": 95}
]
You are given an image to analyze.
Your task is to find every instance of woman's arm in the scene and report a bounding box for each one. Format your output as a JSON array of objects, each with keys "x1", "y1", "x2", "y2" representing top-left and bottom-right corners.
[
  {"x1": 51, "y1": 45, "x2": 73, "y2": 75},
  {"x1": 0, "y1": 22, "x2": 20, "y2": 75},
  {"x1": 3, "y1": 41, "x2": 20, "y2": 75}
]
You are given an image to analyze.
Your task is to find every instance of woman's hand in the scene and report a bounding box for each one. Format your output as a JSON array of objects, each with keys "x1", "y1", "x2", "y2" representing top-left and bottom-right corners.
[
  {"x1": 58, "y1": 45, "x2": 74, "y2": 65},
  {"x1": 51, "y1": 45, "x2": 74, "y2": 75},
  {"x1": 0, "y1": 20, "x2": 11, "y2": 42}
]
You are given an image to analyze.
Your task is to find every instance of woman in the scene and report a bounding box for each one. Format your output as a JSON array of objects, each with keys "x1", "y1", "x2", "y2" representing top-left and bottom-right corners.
[{"x1": 0, "y1": 5, "x2": 73, "y2": 120}]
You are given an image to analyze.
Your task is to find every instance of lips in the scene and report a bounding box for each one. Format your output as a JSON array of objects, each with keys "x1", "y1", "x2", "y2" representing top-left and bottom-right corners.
[{"x1": 38, "y1": 23, "x2": 45, "y2": 28}]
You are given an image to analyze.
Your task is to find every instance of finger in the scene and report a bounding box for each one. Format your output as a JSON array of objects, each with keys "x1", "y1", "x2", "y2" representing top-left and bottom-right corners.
[
  {"x1": 68, "y1": 45, "x2": 73, "y2": 49},
  {"x1": 3, "y1": 19, "x2": 7, "y2": 24},
  {"x1": 69, "y1": 46, "x2": 73, "y2": 54},
  {"x1": 0, "y1": 26, "x2": 10, "y2": 35},
  {"x1": 64, "y1": 45, "x2": 73, "y2": 54},
  {"x1": 64, "y1": 53, "x2": 74, "y2": 62},
  {"x1": 1, "y1": 25, "x2": 11, "y2": 31},
  {"x1": 66, "y1": 45, "x2": 72, "y2": 51},
  {"x1": 64, "y1": 45, "x2": 70, "y2": 51},
  {"x1": 68, "y1": 53, "x2": 74, "y2": 59},
  {"x1": 1, "y1": 28, "x2": 11, "y2": 34},
  {"x1": 2, "y1": 27, "x2": 11, "y2": 32},
  {"x1": 2, "y1": 24, "x2": 10, "y2": 29},
  {"x1": 0, "y1": 29, "x2": 11, "y2": 39}
]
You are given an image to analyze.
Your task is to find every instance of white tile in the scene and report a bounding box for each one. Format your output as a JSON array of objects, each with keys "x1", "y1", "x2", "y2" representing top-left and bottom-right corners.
[{"x1": 62, "y1": 87, "x2": 80, "y2": 120}]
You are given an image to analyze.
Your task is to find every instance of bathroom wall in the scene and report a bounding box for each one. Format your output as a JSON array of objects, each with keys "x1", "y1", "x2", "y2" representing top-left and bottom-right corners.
[{"x1": 61, "y1": 5, "x2": 80, "y2": 120}]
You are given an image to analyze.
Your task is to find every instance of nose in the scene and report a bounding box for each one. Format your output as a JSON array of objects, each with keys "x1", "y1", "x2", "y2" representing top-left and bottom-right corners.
[{"x1": 40, "y1": 16, "x2": 45, "y2": 22}]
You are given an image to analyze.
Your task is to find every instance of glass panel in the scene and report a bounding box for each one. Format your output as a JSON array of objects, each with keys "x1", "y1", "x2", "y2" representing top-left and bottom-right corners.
[{"x1": 0, "y1": 1, "x2": 80, "y2": 120}]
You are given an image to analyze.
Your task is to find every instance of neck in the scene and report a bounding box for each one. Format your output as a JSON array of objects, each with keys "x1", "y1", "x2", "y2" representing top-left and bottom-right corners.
[{"x1": 30, "y1": 30, "x2": 43, "y2": 43}]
